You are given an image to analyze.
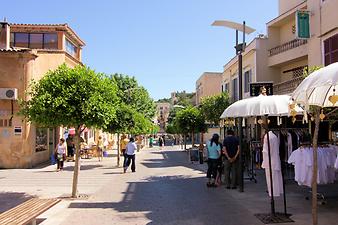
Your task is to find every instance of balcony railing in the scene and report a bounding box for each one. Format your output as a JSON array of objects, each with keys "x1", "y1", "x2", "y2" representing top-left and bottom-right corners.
[
  {"x1": 273, "y1": 75, "x2": 305, "y2": 95},
  {"x1": 268, "y1": 39, "x2": 308, "y2": 56}
]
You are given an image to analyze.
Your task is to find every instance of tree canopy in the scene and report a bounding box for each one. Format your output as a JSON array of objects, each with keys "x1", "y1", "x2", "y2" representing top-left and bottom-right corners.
[
  {"x1": 108, "y1": 74, "x2": 156, "y2": 134},
  {"x1": 20, "y1": 64, "x2": 118, "y2": 130},
  {"x1": 199, "y1": 92, "x2": 230, "y2": 126}
]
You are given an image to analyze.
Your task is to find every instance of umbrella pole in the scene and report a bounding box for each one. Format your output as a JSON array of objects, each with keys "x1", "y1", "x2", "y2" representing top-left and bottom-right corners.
[
  {"x1": 281, "y1": 159, "x2": 287, "y2": 215},
  {"x1": 265, "y1": 123, "x2": 275, "y2": 215},
  {"x1": 312, "y1": 109, "x2": 320, "y2": 225}
]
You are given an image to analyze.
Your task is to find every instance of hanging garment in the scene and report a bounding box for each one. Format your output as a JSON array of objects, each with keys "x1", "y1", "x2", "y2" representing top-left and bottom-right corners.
[
  {"x1": 262, "y1": 131, "x2": 283, "y2": 197},
  {"x1": 287, "y1": 132, "x2": 293, "y2": 159},
  {"x1": 288, "y1": 146, "x2": 337, "y2": 187},
  {"x1": 288, "y1": 147, "x2": 312, "y2": 187}
]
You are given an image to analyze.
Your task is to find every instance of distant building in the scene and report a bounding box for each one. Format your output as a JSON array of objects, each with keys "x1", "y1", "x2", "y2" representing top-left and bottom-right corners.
[
  {"x1": 195, "y1": 72, "x2": 222, "y2": 105},
  {"x1": 156, "y1": 102, "x2": 171, "y2": 133},
  {"x1": 0, "y1": 21, "x2": 86, "y2": 168}
]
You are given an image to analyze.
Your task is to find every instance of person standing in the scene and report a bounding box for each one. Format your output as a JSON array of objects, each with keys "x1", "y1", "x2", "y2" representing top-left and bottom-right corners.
[
  {"x1": 120, "y1": 134, "x2": 129, "y2": 166},
  {"x1": 97, "y1": 136, "x2": 104, "y2": 161},
  {"x1": 149, "y1": 135, "x2": 154, "y2": 148},
  {"x1": 124, "y1": 137, "x2": 137, "y2": 173},
  {"x1": 158, "y1": 136, "x2": 164, "y2": 149},
  {"x1": 223, "y1": 130, "x2": 240, "y2": 189},
  {"x1": 66, "y1": 135, "x2": 75, "y2": 161},
  {"x1": 206, "y1": 134, "x2": 221, "y2": 187},
  {"x1": 55, "y1": 138, "x2": 66, "y2": 171}
]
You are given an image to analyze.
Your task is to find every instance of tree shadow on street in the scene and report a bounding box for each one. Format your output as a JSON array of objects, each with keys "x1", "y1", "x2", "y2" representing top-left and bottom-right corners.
[
  {"x1": 141, "y1": 150, "x2": 206, "y2": 174},
  {"x1": 0, "y1": 192, "x2": 36, "y2": 213},
  {"x1": 68, "y1": 175, "x2": 259, "y2": 225},
  {"x1": 62, "y1": 164, "x2": 104, "y2": 171}
]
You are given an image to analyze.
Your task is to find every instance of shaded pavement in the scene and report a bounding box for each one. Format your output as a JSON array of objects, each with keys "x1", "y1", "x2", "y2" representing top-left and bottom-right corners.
[{"x1": 1, "y1": 146, "x2": 338, "y2": 224}]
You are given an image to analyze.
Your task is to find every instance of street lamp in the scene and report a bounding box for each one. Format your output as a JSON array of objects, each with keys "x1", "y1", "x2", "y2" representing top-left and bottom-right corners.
[{"x1": 212, "y1": 20, "x2": 255, "y2": 193}]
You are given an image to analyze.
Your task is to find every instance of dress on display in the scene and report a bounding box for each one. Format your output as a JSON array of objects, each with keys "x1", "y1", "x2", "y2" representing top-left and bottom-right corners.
[{"x1": 262, "y1": 131, "x2": 283, "y2": 197}]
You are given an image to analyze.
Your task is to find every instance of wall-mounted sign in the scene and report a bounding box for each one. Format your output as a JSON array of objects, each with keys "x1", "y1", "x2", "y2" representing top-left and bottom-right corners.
[
  {"x1": 14, "y1": 126, "x2": 22, "y2": 136},
  {"x1": 296, "y1": 10, "x2": 310, "y2": 39},
  {"x1": 250, "y1": 82, "x2": 273, "y2": 97}
]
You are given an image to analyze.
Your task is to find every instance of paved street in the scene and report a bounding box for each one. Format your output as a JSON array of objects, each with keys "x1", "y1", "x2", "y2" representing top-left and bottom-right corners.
[{"x1": 1, "y1": 146, "x2": 338, "y2": 225}]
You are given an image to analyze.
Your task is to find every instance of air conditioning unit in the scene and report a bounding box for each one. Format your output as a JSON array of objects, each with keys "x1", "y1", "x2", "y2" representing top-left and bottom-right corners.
[{"x1": 0, "y1": 88, "x2": 18, "y2": 100}]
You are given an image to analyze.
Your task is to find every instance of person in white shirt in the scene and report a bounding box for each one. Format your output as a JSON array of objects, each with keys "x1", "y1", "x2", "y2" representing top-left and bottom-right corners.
[
  {"x1": 124, "y1": 137, "x2": 137, "y2": 173},
  {"x1": 55, "y1": 138, "x2": 66, "y2": 171}
]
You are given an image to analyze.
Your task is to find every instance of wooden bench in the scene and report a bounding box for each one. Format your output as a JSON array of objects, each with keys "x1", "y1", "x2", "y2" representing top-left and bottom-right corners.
[{"x1": 0, "y1": 198, "x2": 60, "y2": 225}]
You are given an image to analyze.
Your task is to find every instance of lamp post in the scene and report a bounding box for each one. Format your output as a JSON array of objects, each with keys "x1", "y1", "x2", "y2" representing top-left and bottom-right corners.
[{"x1": 212, "y1": 20, "x2": 255, "y2": 192}]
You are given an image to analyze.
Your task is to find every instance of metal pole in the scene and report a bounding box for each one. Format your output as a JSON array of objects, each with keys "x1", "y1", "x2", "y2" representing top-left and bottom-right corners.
[{"x1": 238, "y1": 35, "x2": 244, "y2": 192}]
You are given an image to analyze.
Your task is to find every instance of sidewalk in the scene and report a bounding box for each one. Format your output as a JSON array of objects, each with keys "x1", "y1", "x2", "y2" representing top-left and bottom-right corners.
[{"x1": 0, "y1": 146, "x2": 337, "y2": 225}]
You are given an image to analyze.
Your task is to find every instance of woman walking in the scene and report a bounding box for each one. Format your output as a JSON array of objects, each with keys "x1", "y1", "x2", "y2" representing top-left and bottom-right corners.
[
  {"x1": 206, "y1": 134, "x2": 221, "y2": 187},
  {"x1": 55, "y1": 138, "x2": 66, "y2": 171}
]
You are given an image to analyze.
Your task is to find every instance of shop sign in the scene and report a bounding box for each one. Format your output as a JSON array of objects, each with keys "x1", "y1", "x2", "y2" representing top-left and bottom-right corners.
[{"x1": 250, "y1": 82, "x2": 273, "y2": 96}]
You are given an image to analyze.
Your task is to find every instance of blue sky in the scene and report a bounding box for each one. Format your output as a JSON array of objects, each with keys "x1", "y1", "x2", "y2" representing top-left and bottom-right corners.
[{"x1": 3, "y1": 0, "x2": 278, "y2": 100}]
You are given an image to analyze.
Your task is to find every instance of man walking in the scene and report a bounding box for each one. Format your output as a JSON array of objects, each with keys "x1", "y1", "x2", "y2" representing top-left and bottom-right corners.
[
  {"x1": 124, "y1": 137, "x2": 137, "y2": 173},
  {"x1": 223, "y1": 130, "x2": 240, "y2": 189}
]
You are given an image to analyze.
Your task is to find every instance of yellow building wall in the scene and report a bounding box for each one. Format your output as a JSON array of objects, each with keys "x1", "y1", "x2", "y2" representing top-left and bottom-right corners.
[
  {"x1": 0, "y1": 51, "x2": 80, "y2": 168},
  {"x1": 0, "y1": 53, "x2": 35, "y2": 168},
  {"x1": 279, "y1": 0, "x2": 306, "y2": 15},
  {"x1": 279, "y1": 19, "x2": 295, "y2": 44}
]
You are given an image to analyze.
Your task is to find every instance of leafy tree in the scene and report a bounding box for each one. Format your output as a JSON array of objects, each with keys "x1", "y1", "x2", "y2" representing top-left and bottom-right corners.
[
  {"x1": 112, "y1": 74, "x2": 156, "y2": 119},
  {"x1": 175, "y1": 106, "x2": 206, "y2": 147},
  {"x1": 106, "y1": 74, "x2": 156, "y2": 165},
  {"x1": 20, "y1": 64, "x2": 118, "y2": 197},
  {"x1": 199, "y1": 92, "x2": 230, "y2": 126}
]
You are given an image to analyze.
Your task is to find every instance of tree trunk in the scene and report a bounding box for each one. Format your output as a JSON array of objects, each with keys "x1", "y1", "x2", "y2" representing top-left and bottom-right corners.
[
  {"x1": 312, "y1": 108, "x2": 320, "y2": 225},
  {"x1": 117, "y1": 133, "x2": 120, "y2": 167},
  {"x1": 184, "y1": 134, "x2": 187, "y2": 150},
  {"x1": 191, "y1": 131, "x2": 195, "y2": 147},
  {"x1": 71, "y1": 125, "x2": 82, "y2": 198}
]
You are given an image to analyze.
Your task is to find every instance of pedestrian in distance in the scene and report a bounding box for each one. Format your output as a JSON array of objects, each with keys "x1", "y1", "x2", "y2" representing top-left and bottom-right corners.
[
  {"x1": 66, "y1": 134, "x2": 75, "y2": 161},
  {"x1": 97, "y1": 136, "x2": 104, "y2": 162},
  {"x1": 55, "y1": 138, "x2": 66, "y2": 171},
  {"x1": 206, "y1": 134, "x2": 221, "y2": 187},
  {"x1": 120, "y1": 134, "x2": 129, "y2": 166},
  {"x1": 223, "y1": 129, "x2": 240, "y2": 189},
  {"x1": 158, "y1": 136, "x2": 164, "y2": 149},
  {"x1": 149, "y1": 135, "x2": 154, "y2": 148},
  {"x1": 124, "y1": 137, "x2": 137, "y2": 173}
]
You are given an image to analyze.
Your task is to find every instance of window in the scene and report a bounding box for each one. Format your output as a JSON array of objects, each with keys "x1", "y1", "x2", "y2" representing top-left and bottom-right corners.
[
  {"x1": 0, "y1": 119, "x2": 12, "y2": 127},
  {"x1": 29, "y1": 33, "x2": 43, "y2": 49},
  {"x1": 324, "y1": 33, "x2": 338, "y2": 66},
  {"x1": 232, "y1": 78, "x2": 238, "y2": 101},
  {"x1": 65, "y1": 38, "x2": 77, "y2": 57},
  {"x1": 244, "y1": 70, "x2": 252, "y2": 93},
  {"x1": 223, "y1": 83, "x2": 229, "y2": 93},
  {"x1": 43, "y1": 33, "x2": 58, "y2": 49},
  {"x1": 36, "y1": 127, "x2": 48, "y2": 152},
  {"x1": 11, "y1": 32, "x2": 58, "y2": 49},
  {"x1": 14, "y1": 33, "x2": 29, "y2": 48}
]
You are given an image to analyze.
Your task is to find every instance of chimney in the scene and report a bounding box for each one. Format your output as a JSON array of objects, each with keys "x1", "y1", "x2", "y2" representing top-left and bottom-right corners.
[{"x1": 0, "y1": 20, "x2": 10, "y2": 50}]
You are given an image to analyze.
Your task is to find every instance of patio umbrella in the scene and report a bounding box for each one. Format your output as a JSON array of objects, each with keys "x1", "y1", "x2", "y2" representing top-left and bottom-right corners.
[
  {"x1": 291, "y1": 62, "x2": 338, "y2": 225},
  {"x1": 220, "y1": 94, "x2": 303, "y2": 221},
  {"x1": 220, "y1": 94, "x2": 303, "y2": 118},
  {"x1": 292, "y1": 62, "x2": 338, "y2": 109}
]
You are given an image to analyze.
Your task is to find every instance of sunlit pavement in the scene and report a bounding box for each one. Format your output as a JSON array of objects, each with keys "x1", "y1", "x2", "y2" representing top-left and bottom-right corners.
[{"x1": 1, "y1": 145, "x2": 338, "y2": 225}]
